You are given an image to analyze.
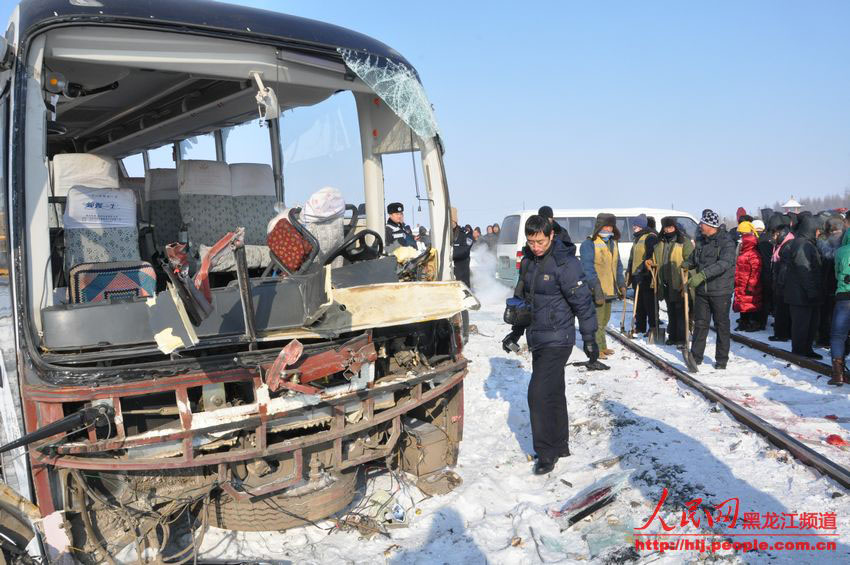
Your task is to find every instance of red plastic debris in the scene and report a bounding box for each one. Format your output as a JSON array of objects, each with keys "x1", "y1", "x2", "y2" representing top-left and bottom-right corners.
[{"x1": 825, "y1": 434, "x2": 849, "y2": 447}]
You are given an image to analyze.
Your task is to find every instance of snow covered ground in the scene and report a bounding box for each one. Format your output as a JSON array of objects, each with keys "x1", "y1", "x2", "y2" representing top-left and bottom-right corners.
[{"x1": 196, "y1": 256, "x2": 850, "y2": 564}]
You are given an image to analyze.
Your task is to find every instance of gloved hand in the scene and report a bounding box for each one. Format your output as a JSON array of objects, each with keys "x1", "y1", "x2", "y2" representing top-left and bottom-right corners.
[
  {"x1": 582, "y1": 338, "x2": 599, "y2": 363},
  {"x1": 502, "y1": 332, "x2": 521, "y2": 354},
  {"x1": 688, "y1": 271, "x2": 706, "y2": 289},
  {"x1": 592, "y1": 284, "x2": 605, "y2": 306}
]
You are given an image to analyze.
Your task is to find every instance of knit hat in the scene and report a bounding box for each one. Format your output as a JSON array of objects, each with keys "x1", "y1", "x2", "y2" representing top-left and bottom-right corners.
[
  {"x1": 387, "y1": 202, "x2": 404, "y2": 214},
  {"x1": 632, "y1": 214, "x2": 648, "y2": 230},
  {"x1": 737, "y1": 221, "x2": 756, "y2": 234},
  {"x1": 700, "y1": 209, "x2": 720, "y2": 228},
  {"x1": 538, "y1": 206, "x2": 554, "y2": 219},
  {"x1": 751, "y1": 219, "x2": 765, "y2": 232}
]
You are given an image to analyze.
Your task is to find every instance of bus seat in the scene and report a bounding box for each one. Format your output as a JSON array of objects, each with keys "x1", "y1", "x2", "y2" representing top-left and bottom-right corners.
[
  {"x1": 229, "y1": 163, "x2": 277, "y2": 245},
  {"x1": 50, "y1": 153, "x2": 121, "y2": 227},
  {"x1": 120, "y1": 176, "x2": 146, "y2": 222},
  {"x1": 63, "y1": 187, "x2": 155, "y2": 303},
  {"x1": 146, "y1": 169, "x2": 181, "y2": 248},
  {"x1": 178, "y1": 160, "x2": 270, "y2": 271}
]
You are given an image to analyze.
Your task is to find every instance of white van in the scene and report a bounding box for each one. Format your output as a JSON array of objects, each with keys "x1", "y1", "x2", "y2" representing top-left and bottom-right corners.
[{"x1": 495, "y1": 208, "x2": 700, "y2": 285}]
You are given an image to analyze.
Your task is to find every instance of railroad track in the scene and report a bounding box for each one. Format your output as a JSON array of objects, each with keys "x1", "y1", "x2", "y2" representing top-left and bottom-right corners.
[
  {"x1": 622, "y1": 297, "x2": 833, "y2": 376},
  {"x1": 604, "y1": 327, "x2": 850, "y2": 490}
]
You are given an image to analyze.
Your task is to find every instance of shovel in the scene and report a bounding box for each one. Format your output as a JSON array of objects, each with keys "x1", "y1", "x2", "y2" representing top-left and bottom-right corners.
[
  {"x1": 619, "y1": 277, "x2": 630, "y2": 336},
  {"x1": 628, "y1": 282, "x2": 640, "y2": 338},
  {"x1": 680, "y1": 270, "x2": 699, "y2": 373},
  {"x1": 647, "y1": 266, "x2": 666, "y2": 345}
]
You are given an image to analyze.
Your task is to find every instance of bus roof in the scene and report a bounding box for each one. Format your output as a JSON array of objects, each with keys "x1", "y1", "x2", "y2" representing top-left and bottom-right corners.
[{"x1": 14, "y1": 0, "x2": 413, "y2": 68}]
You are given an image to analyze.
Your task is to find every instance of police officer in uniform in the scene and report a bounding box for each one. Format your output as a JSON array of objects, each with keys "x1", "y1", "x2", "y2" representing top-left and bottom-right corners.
[{"x1": 385, "y1": 202, "x2": 416, "y2": 247}]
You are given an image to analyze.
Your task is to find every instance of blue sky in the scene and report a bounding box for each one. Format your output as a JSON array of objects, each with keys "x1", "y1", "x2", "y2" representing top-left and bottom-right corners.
[{"x1": 3, "y1": 0, "x2": 850, "y2": 228}]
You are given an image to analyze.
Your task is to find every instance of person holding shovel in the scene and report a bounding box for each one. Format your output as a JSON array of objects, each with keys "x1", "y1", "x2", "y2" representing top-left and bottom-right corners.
[
  {"x1": 580, "y1": 213, "x2": 627, "y2": 359},
  {"x1": 650, "y1": 217, "x2": 694, "y2": 347},
  {"x1": 682, "y1": 210, "x2": 736, "y2": 370},
  {"x1": 627, "y1": 214, "x2": 659, "y2": 337}
]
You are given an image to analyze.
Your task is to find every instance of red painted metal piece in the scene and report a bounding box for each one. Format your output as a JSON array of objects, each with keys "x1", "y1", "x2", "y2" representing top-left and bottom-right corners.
[
  {"x1": 296, "y1": 334, "x2": 377, "y2": 384},
  {"x1": 265, "y1": 339, "x2": 304, "y2": 393},
  {"x1": 32, "y1": 364, "x2": 467, "y2": 471}
]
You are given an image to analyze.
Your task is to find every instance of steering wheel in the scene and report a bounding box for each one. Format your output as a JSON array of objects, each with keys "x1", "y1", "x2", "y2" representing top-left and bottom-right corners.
[{"x1": 324, "y1": 229, "x2": 384, "y2": 265}]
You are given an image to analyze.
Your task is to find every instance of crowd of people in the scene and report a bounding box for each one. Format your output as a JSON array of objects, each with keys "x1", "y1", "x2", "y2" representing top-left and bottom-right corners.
[{"x1": 499, "y1": 203, "x2": 850, "y2": 475}]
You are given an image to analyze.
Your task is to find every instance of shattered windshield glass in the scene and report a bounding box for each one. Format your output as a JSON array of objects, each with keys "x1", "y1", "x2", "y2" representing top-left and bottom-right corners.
[{"x1": 338, "y1": 49, "x2": 439, "y2": 139}]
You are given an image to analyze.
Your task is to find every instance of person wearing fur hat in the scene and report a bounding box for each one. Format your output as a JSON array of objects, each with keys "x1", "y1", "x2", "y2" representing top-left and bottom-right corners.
[
  {"x1": 385, "y1": 202, "x2": 416, "y2": 248},
  {"x1": 682, "y1": 209, "x2": 736, "y2": 369},
  {"x1": 652, "y1": 217, "x2": 694, "y2": 345},
  {"x1": 733, "y1": 221, "x2": 763, "y2": 332},
  {"x1": 579, "y1": 213, "x2": 626, "y2": 358},
  {"x1": 627, "y1": 213, "x2": 659, "y2": 335}
]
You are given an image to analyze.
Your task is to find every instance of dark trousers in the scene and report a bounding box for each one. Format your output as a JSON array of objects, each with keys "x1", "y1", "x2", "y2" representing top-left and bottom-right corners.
[
  {"x1": 528, "y1": 347, "x2": 572, "y2": 459},
  {"x1": 772, "y1": 293, "x2": 791, "y2": 340},
  {"x1": 790, "y1": 305, "x2": 820, "y2": 355},
  {"x1": 691, "y1": 293, "x2": 732, "y2": 365},
  {"x1": 666, "y1": 299, "x2": 685, "y2": 344},
  {"x1": 634, "y1": 279, "x2": 656, "y2": 333}
]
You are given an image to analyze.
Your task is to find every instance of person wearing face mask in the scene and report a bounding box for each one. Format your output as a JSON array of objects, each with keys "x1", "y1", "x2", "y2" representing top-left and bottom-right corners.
[
  {"x1": 579, "y1": 213, "x2": 626, "y2": 359},
  {"x1": 651, "y1": 217, "x2": 694, "y2": 346},
  {"x1": 816, "y1": 215, "x2": 845, "y2": 347}
]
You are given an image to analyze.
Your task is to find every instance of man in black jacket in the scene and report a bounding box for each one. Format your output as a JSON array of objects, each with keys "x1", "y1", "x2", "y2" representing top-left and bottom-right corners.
[
  {"x1": 538, "y1": 206, "x2": 571, "y2": 243},
  {"x1": 682, "y1": 209, "x2": 736, "y2": 370},
  {"x1": 502, "y1": 215, "x2": 597, "y2": 475},
  {"x1": 768, "y1": 213, "x2": 794, "y2": 341},
  {"x1": 450, "y1": 207, "x2": 472, "y2": 287},
  {"x1": 784, "y1": 215, "x2": 823, "y2": 358},
  {"x1": 627, "y1": 213, "x2": 658, "y2": 335}
]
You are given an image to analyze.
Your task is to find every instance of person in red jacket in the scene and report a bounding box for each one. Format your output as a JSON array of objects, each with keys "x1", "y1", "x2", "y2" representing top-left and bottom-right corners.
[{"x1": 734, "y1": 221, "x2": 763, "y2": 331}]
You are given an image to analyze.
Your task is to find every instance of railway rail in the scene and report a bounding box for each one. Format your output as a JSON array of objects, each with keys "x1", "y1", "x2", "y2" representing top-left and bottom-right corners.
[{"x1": 604, "y1": 327, "x2": 850, "y2": 490}]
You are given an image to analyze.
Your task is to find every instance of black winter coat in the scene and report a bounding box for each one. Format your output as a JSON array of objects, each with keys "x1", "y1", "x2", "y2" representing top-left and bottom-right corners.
[
  {"x1": 783, "y1": 216, "x2": 823, "y2": 306},
  {"x1": 756, "y1": 231, "x2": 773, "y2": 294},
  {"x1": 552, "y1": 220, "x2": 571, "y2": 243},
  {"x1": 683, "y1": 227, "x2": 736, "y2": 296},
  {"x1": 512, "y1": 239, "x2": 597, "y2": 351},
  {"x1": 452, "y1": 226, "x2": 473, "y2": 287}
]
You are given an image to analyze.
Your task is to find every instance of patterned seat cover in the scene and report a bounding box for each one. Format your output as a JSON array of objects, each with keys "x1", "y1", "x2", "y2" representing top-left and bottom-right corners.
[{"x1": 146, "y1": 168, "x2": 181, "y2": 248}]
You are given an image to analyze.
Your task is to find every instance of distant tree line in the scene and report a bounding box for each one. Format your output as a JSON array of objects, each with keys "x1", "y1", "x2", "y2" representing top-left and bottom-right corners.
[{"x1": 765, "y1": 189, "x2": 850, "y2": 213}]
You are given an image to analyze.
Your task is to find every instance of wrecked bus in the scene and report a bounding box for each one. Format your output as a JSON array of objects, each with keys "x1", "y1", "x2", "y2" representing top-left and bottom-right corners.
[{"x1": 0, "y1": 0, "x2": 477, "y2": 561}]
